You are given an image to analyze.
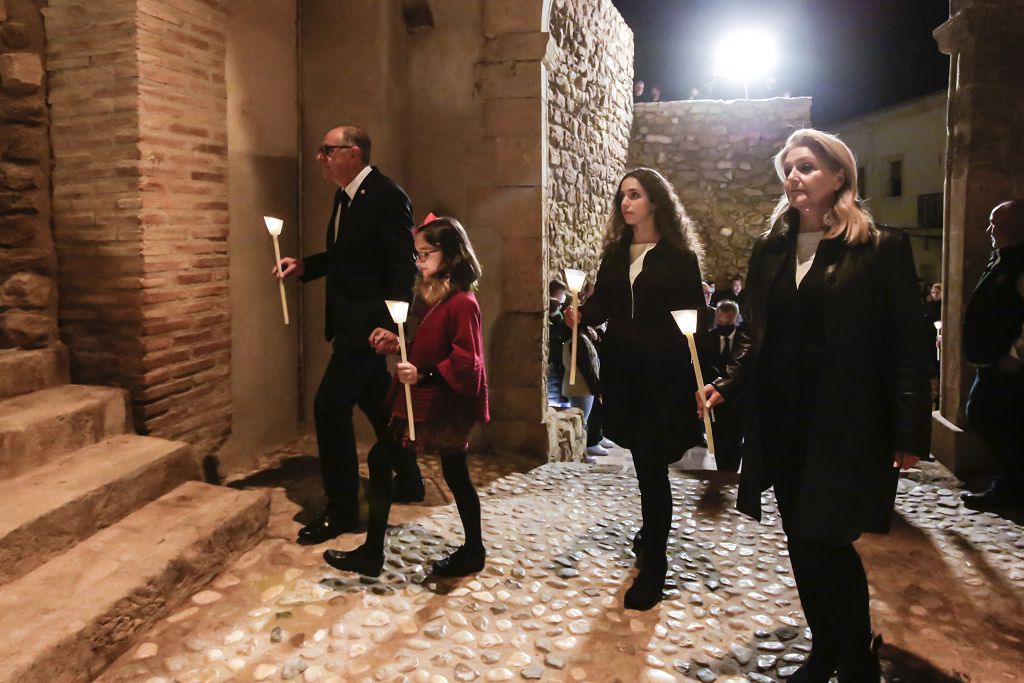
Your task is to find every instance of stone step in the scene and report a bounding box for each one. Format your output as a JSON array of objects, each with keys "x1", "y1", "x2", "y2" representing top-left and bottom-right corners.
[
  {"x1": 0, "y1": 384, "x2": 131, "y2": 480},
  {"x1": 0, "y1": 344, "x2": 69, "y2": 399},
  {"x1": 0, "y1": 434, "x2": 199, "y2": 587},
  {"x1": 0, "y1": 481, "x2": 270, "y2": 683}
]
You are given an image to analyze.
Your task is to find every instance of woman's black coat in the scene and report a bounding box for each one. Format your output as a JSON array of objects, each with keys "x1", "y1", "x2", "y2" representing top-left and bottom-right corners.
[
  {"x1": 715, "y1": 223, "x2": 932, "y2": 543},
  {"x1": 581, "y1": 241, "x2": 706, "y2": 463}
]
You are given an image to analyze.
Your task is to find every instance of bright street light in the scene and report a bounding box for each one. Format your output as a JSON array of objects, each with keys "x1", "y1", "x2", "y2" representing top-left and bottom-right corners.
[{"x1": 712, "y1": 29, "x2": 778, "y2": 99}]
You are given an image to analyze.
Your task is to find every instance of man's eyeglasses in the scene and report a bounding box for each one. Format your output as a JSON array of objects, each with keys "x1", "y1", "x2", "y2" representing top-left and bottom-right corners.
[
  {"x1": 415, "y1": 249, "x2": 439, "y2": 262},
  {"x1": 317, "y1": 144, "x2": 354, "y2": 157}
]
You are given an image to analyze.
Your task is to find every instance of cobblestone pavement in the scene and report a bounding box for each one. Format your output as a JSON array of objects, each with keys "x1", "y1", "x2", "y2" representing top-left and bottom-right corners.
[{"x1": 98, "y1": 439, "x2": 1024, "y2": 682}]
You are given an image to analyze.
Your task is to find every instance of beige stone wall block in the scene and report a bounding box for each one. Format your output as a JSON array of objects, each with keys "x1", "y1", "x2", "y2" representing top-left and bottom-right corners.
[
  {"x1": 0, "y1": 309, "x2": 55, "y2": 348},
  {"x1": 0, "y1": 52, "x2": 43, "y2": 95},
  {"x1": 487, "y1": 310, "x2": 545, "y2": 387},
  {"x1": 0, "y1": 162, "x2": 41, "y2": 191},
  {"x1": 483, "y1": 32, "x2": 550, "y2": 63},
  {"x1": 489, "y1": 385, "x2": 547, "y2": 422},
  {"x1": 500, "y1": 236, "x2": 545, "y2": 311},
  {"x1": 1, "y1": 271, "x2": 53, "y2": 308},
  {"x1": 493, "y1": 136, "x2": 544, "y2": 186},
  {"x1": 2, "y1": 124, "x2": 46, "y2": 161},
  {"x1": 481, "y1": 419, "x2": 550, "y2": 457},
  {"x1": 475, "y1": 60, "x2": 543, "y2": 99},
  {"x1": 482, "y1": 0, "x2": 544, "y2": 37},
  {"x1": 0, "y1": 214, "x2": 37, "y2": 247},
  {"x1": 483, "y1": 98, "x2": 543, "y2": 139},
  {"x1": 468, "y1": 186, "x2": 544, "y2": 240}
]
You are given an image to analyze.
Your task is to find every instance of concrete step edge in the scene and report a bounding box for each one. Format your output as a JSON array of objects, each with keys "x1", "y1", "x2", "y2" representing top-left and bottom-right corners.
[
  {"x1": 0, "y1": 434, "x2": 199, "y2": 587},
  {"x1": 0, "y1": 384, "x2": 132, "y2": 479},
  {"x1": 0, "y1": 481, "x2": 270, "y2": 683},
  {"x1": 0, "y1": 345, "x2": 69, "y2": 400}
]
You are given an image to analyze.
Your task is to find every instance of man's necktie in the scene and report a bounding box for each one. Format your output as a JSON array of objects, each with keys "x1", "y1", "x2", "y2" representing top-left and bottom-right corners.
[
  {"x1": 329, "y1": 192, "x2": 350, "y2": 248},
  {"x1": 721, "y1": 336, "x2": 731, "y2": 364}
]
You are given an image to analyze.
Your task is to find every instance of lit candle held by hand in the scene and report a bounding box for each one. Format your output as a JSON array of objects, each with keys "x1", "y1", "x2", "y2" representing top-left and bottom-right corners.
[
  {"x1": 385, "y1": 299, "x2": 416, "y2": 442},
  {"x1": 564, "y1": 268, "x2": 587, "y2": 385},
  {"x1": 264, "y1": 216, "x2": 289, "y2": 325},
  {"x1": 672, "y1": 309, "x2": 716, "y2": 459}
]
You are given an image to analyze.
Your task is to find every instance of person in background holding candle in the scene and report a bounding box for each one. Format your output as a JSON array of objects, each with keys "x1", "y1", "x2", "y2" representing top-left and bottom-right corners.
[
  {"x1": 566, "y1": 167, "x2": 707, "y2": 610},
  {"x1": 324, "y1": 216, "x2": 489, "y2": 577},
  {"x1": 699, "y1": 129, "x2": 931, "y2": 682},
  {"x1": 276, "y1": 125, "x2": 424, "y2": 545}
]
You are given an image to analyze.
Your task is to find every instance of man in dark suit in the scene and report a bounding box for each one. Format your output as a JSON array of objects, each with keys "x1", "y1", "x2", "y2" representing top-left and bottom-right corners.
[
  {"x1": 962, "y1": 200, "x2": 1024, "y2": 511},
  {"x1": 278, "y1": 125, "x2": 423, "y2": 544},
  {"x1": 711, "y1": 274, "x2": 747, "y2": 311},
  {"x1": 698, "y1": 300, "x2": 749, "y2": 472}
]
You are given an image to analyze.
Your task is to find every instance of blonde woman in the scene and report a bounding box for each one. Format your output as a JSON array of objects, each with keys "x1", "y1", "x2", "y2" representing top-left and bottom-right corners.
[{"x1": 701, "y1": 129, "x2": 931, "y2": 682}]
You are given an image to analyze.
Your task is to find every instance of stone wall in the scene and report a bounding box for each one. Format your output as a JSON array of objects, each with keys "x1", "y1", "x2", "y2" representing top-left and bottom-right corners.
[
  {"x1": 45, "y1": 0, "x2": 232, "y2": 456},
  {"x1": 0, "y1": 0, "x2": 55, "y2": 350},
  {"x1": 628, "y1": 98, "x2": 811, "y2": 286},
  {"x1": 544, "y1": 0, "x2": 633, "y2": 283}
]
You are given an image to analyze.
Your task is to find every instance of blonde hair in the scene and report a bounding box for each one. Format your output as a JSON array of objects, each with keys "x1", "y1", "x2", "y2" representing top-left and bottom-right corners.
[{"x1": 769, "y1": 129, "x2": 874, "y2": 245}]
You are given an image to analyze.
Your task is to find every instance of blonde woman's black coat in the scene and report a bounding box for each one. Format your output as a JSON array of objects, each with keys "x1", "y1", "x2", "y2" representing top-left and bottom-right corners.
[{"x1": 715, "y1": 224, "x2": 932, "y2": 543}]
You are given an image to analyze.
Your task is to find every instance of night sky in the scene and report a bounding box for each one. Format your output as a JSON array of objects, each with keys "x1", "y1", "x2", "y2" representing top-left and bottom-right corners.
[{"x1": 610, "y1": 0, "x2": 951, "y2": 125}]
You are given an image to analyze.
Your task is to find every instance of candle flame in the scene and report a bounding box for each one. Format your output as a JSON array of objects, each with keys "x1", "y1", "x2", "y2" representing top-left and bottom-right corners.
[
  {"x1": 385, "y1": 299, "x2": 410, "y2": 324},
  {"x1": 564, "y1": 268, "x2": 586, "y2": 292},
  {"x1": 264, "y1": 216, "x2": 284, "y2": 236},
  {"x1": 671, "y1": 309, "x2": 699, "y2": 334}
]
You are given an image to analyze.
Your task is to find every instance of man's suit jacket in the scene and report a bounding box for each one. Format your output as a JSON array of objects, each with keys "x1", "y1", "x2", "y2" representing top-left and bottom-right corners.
[
  {"x1": 301, "y1": 167, "x2": 417, "y2": 351},
  {"x1": 698, "y1": 325, "x2": 749, "y2": 382}
]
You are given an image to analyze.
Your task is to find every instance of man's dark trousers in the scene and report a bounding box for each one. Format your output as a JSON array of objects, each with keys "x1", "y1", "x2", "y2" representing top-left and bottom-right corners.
[
  {"x1": 967, "y1": 367, "x2": 1024, "y2": 495},
  {"x1": 314, "y1": 347, "x2": 389, "y2": 515}
]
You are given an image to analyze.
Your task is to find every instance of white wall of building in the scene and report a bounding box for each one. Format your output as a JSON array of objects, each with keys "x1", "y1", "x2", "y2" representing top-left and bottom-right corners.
[{"x1": 836, "y1": 91, "x2": 946, "y2": 286}]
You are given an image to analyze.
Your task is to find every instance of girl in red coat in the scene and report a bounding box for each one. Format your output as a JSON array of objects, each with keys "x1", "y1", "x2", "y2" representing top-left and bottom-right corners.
[{"x1": 324, "y1": 216, "x2": 489, "y2": 578}]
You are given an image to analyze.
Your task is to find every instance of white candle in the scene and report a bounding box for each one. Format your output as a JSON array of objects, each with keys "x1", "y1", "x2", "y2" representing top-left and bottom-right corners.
[
  {"x1": 564, "y1": 268, "x2": 587, "y2": 386},
  {"x1": 671, "y1": 308, "x2": 716, "y2": 459},
  {"x1": 934, "y1": 320, "x2": 942, "y2": 362},
  {"x1": 385, "y1": 299, "x2": 416, "y2": 442},
  {"x1": 264, "y1": 216, "x2": 289, "y2": 326}
]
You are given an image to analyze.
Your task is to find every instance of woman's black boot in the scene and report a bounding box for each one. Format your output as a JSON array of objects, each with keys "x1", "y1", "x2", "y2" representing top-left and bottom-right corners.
[
  {"x1": 632, "y1": 528, "x2": 645, "y2": 568},
  {"x1": 837, "y1": 633, "x2": 882, "y2": 683},
  {"x1": 623, "y1": 555, "x2": 666, "y2": 611}
]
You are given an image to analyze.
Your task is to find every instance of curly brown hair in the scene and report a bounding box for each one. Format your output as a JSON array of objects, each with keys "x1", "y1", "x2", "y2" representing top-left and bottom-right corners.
[{"x1": 602, "y1": 167, "x2": 705, "y2": 269}]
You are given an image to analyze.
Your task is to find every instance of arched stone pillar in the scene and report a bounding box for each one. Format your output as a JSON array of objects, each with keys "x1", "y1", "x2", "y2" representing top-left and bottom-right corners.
[
  {"x1": 932, "y1": 0, "x2": 1024, "y2": 474},
  {"x1": 471, "y1": 0, "x2": 551, "y2": 456}
]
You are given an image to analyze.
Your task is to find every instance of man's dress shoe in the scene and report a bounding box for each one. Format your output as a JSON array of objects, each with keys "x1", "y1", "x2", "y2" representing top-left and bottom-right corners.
[{"x1": 297, "y1": 510, "x2": 358, "y2": 545}]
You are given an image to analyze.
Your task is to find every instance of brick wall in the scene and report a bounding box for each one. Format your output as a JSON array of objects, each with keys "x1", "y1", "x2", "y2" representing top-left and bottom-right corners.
[
  {"x1": 1, "y1": 0, "x2": 56, "y2": 350},
  {"x1": 45, "y1": 0, "x2": 231, "y2": 455}
]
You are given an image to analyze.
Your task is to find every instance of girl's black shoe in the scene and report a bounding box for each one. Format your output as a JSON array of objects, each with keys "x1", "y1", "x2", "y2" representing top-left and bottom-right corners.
[
  {"x1": 323, "y1": 547, "x2": 384, "y2": 577},
  {"x1": 433, "y1": 545, "x2": 486, "y2": 577}
]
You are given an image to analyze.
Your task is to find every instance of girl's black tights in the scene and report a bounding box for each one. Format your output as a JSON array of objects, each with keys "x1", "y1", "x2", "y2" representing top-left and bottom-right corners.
[
  {"x1": 361, "y1": 444, "x2": 481, "y2": 557},
  {"x1": 440, "y1": 450, "x2": 483, "y2": 550}
]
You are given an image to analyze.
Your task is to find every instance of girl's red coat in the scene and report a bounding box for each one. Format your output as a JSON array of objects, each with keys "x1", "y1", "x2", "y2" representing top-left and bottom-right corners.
[{"x1": 388, "y1": 290, "x2": 489, "y2": 425}]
